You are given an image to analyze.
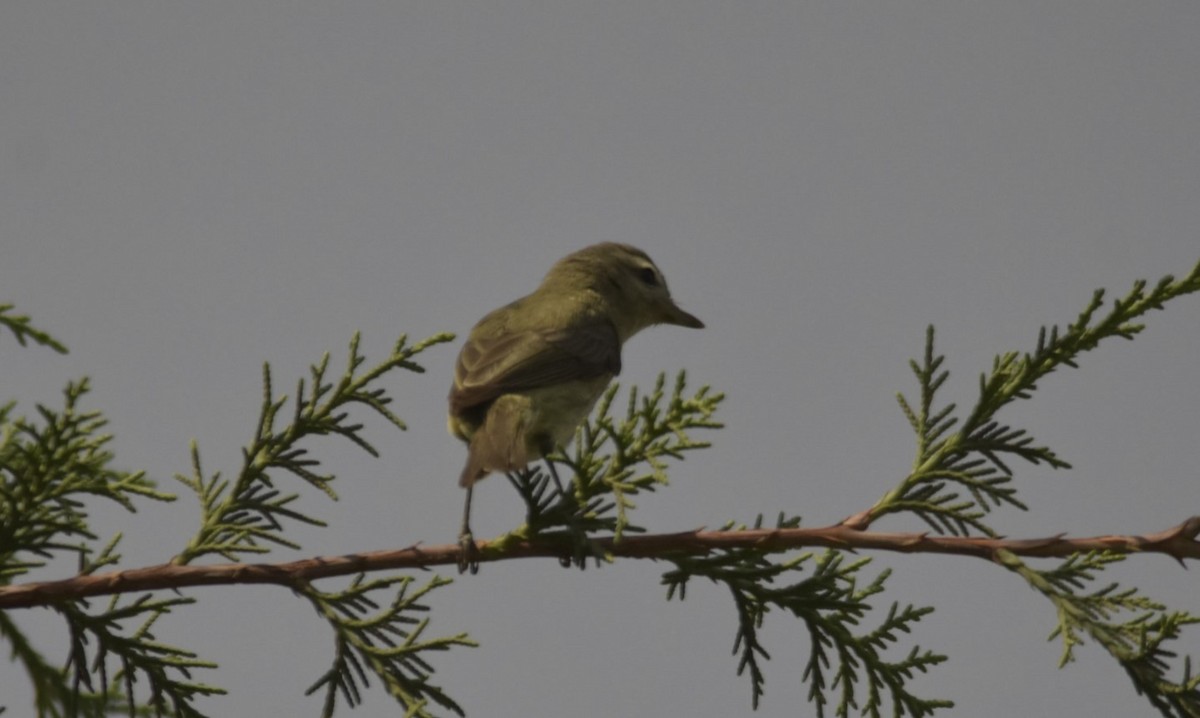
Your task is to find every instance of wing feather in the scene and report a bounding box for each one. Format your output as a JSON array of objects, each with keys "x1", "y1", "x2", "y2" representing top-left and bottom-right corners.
[{"x1": 449, "y1": 321, "x2": 621, "y2": 415}]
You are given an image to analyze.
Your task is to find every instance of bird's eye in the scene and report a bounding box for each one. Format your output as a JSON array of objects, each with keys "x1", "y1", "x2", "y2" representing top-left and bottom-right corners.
[{"x1": 637, "y1": 267, "x2": 659, "y2": 286}]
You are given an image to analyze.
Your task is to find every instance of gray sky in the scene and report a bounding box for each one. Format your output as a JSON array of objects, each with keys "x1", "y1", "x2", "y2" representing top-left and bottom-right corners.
[{"x1": 2, "y1": 2, "x2": 1198, "y2": 716}]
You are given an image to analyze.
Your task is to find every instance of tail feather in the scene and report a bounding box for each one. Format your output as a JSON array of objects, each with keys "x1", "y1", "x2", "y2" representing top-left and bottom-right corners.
[
  {"x1": 458, "y1": 399, "x2": 530, "y2": 487},
  {"x1": 459, "y1": 451, "x2": 486, "y2": 487}
]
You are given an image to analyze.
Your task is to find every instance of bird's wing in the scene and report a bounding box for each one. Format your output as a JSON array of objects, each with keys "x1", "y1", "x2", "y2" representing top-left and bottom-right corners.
[{"x1": 449, "y1": 321, "x2": 621, "y2": 414}]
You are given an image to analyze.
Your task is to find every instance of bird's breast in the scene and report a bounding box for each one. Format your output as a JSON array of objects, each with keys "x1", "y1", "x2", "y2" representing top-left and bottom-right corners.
[{"x1": 524, "y1": 373, "x2": 615, "y2": 448}]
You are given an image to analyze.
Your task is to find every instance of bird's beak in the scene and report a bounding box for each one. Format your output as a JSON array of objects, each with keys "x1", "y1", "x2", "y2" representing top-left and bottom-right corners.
[{"x1": 661, "y1": 300, "x2": 704, "y2": 329}]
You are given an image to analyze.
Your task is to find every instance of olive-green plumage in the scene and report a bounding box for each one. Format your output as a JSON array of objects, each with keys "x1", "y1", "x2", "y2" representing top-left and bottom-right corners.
[{"x1": 448, "y1": 243, "x2": 703, "y2": 489}]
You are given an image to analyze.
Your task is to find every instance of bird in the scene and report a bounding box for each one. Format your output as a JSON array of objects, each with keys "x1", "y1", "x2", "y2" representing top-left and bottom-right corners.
[{"x1": 448, "y1": 242, "x2": 703, "y2": 571}]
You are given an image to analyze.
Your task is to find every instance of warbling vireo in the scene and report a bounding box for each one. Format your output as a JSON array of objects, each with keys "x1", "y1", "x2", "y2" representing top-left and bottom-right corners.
[{"x1": 448, "y1": 242, "x2": 703, "y2": 570}]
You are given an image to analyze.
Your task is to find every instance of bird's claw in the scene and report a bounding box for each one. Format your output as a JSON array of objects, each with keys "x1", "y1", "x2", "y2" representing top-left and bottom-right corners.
[{"x1": 458, "y1": 531, "x2": 480, "y2": 575}]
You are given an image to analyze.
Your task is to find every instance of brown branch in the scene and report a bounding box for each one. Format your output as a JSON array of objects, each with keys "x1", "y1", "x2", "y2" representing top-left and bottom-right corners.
[{"x1": 2, "y1": 516, "x2": 1197, "y2": 610}]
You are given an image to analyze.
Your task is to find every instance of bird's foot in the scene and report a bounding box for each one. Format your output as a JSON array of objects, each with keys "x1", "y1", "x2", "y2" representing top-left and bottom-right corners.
[{"x1": 457, "y1": 531, "x2": 480, "y2": 575}]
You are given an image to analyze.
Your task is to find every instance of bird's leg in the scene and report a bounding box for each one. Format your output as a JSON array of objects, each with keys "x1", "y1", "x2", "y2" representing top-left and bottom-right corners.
[{"x1": 457, "y1": 484, "x2": 479, "y2": 574}]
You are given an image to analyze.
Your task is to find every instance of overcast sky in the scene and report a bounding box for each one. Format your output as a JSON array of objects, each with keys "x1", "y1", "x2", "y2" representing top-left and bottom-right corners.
[{"x1": 2, "y1": 3, "x2": 1198, "y2": 717}]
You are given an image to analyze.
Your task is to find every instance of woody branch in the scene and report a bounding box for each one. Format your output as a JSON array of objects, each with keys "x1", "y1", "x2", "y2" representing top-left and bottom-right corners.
[{"x1": 2, "y1": 515, "x2": 1197, "y2": 610}]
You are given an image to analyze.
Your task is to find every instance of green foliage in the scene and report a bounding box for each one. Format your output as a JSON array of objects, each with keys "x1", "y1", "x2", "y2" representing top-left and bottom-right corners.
[
  {"x1": 876, "y1": 260, "x2": 1200, "y2": 537},
  {"x1": 493, "y1": 371, "x2": 722, "y2": 564},
  {"x1": 304, "y1": 574, "x2": 476, "y2": 718},
  {"x1": 2, "y1": 318, "x2": 471, "y2": 717},
  {"x1": 173, "y1": 332, "x2": 452, "y2": 564},
  {"x1": 59, "y1": 595, "x2": 222, "y2": 717},
  {"x1": 1, "y1": 610, "x2": 117, "y2": 717},
  {"x1": 878, "y1": 327, "x2": 1066, "y2": 537},
  {"x1": 0, "y1": 309, "x2": 187, "y2": 715},
  {"x1": 996, "y1": 549, "x2": 1200, "y2": 717},
  {"x1": 577, "y1": 373, "x2": 722, "y2": 540},
  {"x1": 875, "y1": 260, "x2": 1200, "y2": 716},
  {"x1": 664, "y1": 514, "x2": 951, "y2": 717},
  {"x1": 0, "y1": 304, "x2": 68, "y2": 354},
  {"x1": 0, "y1": 379, "x2": 173, "y2": 584},
  {"x1": 497, "y1": 377, "x2": 949, "y2": 715}
]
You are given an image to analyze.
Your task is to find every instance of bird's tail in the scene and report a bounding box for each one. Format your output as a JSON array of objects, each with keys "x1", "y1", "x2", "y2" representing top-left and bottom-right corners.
[{"x1": 458, "y1": 400, "x2": 529, "y2": 487}]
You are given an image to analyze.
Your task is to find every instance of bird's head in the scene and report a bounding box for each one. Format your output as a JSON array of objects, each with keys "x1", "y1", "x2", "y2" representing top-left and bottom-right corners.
[{"x1": 543, "y1": 242, "x2": 704, "y2": 341}]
